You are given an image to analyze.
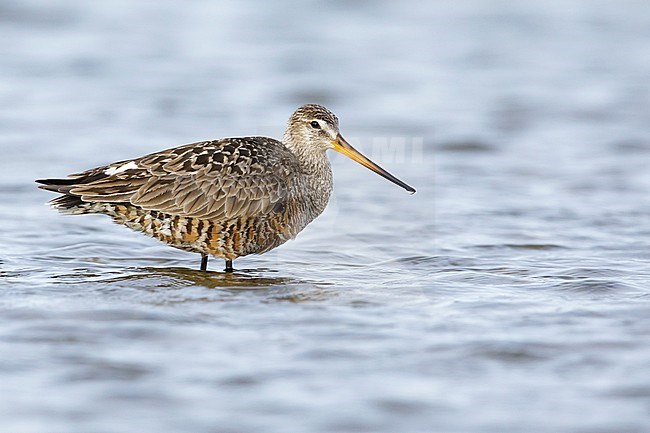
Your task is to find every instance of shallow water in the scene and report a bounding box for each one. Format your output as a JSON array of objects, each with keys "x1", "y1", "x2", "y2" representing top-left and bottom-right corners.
[{"x1": 2, "y1": 1, "x2": 650, "y2": 432}]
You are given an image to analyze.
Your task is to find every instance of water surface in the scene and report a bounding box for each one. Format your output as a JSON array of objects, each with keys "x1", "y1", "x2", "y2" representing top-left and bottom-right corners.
[{"x1": 1, "y1": 1, "x2": 650, "y2": 432}]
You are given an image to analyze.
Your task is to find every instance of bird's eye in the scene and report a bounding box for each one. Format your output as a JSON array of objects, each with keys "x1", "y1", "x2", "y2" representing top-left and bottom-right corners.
[{"x1": 310, "y1": 121, "x2": 321, "y2": 129}]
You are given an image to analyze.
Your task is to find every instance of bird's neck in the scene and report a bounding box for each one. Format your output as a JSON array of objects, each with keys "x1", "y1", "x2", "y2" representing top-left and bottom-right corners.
[
  {"x1": 283, "y1": 138, "x2": 333, "y2": 217},
  {"x1": 282, "y1": 138, "x2": 330, "y2": 175}
]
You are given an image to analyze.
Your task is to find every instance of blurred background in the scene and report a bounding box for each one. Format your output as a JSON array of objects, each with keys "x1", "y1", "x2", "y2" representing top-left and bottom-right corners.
[{"x1": 1, "y1": 1, "x2": 650, "y2": 432}]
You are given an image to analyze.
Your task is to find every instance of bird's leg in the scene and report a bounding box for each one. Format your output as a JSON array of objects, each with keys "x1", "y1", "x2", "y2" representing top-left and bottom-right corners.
[
  {"x1": 200, "y1": 253, "x2": 208, "y2": 271},
  {"x1": 224, "y1": 259, "x2": 234, "y2": 273}
]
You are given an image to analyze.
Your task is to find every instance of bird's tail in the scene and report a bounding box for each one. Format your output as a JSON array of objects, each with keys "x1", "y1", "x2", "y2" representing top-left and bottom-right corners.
[
  {"x1": 46, "y1": 194, "x2": 89, "y2": 213},
  {"x1": 35, "y1": 172, "x2": 108, "y2": 214}
]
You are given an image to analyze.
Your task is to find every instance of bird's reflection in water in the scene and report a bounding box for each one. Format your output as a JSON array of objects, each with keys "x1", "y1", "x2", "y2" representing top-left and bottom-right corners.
[
  {"x1": 95, "y1": 266, "x2": 337, "y2": 303},
  {"x1": 146, "y1": 267, "x2": 296, "y2": 288}
]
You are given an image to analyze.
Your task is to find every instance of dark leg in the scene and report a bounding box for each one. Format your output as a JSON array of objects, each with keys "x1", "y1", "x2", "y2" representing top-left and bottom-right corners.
[
  {"x1": 200, "y1": 253, "x2": 208, "y2": 271},
  {"x1": 224, "y1": 259, "x2": 234, "y2": 273}
]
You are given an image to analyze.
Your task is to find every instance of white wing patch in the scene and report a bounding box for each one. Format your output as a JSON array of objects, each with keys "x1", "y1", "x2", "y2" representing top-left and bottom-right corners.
[{"x1": 104, "y1": 161, "x2": 139, "y2": 176}]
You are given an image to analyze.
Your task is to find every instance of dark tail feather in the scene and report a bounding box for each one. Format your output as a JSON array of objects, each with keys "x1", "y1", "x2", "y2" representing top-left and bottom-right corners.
[
  {"x1": 36, "y1": 171, "x2": 108, "y2": 193},
  {"x1": 37, "y1": 170, "x2": 115, "y2": 214},
  {"x1": 49, "y1": 194, "x2": 85, "y2": 210},
  {"x1": 36, "y1": 181, "x2": 74, "y2": 194},
  {"x1": 36, "y1": 177, "x2": 80, "y2": 186}
]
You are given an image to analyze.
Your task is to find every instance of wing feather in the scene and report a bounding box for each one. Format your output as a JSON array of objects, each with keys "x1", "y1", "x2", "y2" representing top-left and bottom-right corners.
[{"x1": 43, "y1": 137, "x2": 300, "y2": 221}]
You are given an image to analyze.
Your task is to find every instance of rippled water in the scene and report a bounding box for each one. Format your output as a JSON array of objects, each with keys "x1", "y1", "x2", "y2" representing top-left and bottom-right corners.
[{"x1": 2, "y1": 1, "x2": 650, "y2": 432}]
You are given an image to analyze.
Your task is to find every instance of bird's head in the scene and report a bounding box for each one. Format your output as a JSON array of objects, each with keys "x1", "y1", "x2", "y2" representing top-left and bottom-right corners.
[{"x1": 284, "y1": 104, "x2": 415, "y2": 194}]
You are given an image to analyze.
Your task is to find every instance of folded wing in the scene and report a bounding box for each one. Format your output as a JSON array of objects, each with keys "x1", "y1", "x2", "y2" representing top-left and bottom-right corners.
[{"x1": 37, "y1": 137, "x2": 299, "y2": 221}]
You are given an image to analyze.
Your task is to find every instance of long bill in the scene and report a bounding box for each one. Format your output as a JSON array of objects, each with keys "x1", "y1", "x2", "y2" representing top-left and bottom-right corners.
[{"x1": 331, "y1": 134, "x2": 416, "y2": 194}]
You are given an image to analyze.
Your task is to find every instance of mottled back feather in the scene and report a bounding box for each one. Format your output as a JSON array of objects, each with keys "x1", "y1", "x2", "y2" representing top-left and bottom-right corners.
[{"x1": 40, "y1": 137, "x2": 301, "y2": 221}]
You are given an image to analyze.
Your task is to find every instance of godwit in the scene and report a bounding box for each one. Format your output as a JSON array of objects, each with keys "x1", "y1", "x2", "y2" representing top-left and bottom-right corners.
[{"x1": 37, "y1": 104, "x2": 415, "y2": 271}]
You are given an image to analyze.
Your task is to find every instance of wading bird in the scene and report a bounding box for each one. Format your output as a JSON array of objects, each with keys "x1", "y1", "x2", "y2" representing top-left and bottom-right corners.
[{"x1": 37, "y1": 104, "x2": 415, "y2": 272}]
